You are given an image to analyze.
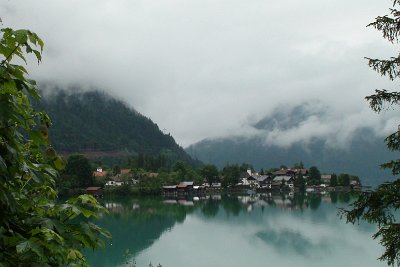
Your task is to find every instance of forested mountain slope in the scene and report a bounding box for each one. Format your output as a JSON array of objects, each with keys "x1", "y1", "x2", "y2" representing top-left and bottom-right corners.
[
  {"x1": 34, "y1": 89, "x2": 195, "y2": 164},
  {"x1": 186, "y1": 107, "x2": 395, "y2": 187}
]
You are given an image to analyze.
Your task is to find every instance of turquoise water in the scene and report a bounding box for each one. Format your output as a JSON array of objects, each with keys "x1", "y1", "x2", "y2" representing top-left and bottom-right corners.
[{"x1": 86, "y1": 193, "x2": 383, "y2": 267}]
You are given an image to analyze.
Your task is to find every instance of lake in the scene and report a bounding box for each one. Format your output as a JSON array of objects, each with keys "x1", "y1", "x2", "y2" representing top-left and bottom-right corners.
[{"x1": 86, "y1": 192, "x2": 384, "y2": 267}]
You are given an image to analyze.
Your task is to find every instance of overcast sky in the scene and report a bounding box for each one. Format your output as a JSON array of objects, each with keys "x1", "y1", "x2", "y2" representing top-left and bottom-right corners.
[{"x1": 1, "y1": 0, "x2": 398, "y2": 148}]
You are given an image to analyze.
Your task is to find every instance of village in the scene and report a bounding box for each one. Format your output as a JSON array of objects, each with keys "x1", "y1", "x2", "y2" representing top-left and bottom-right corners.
[
  {"x1": 86, "y1": 166, "x2": 362, "y2": 197},
  {"x1": 160, "y1": 168, "x2": 361, "y2": 197}
]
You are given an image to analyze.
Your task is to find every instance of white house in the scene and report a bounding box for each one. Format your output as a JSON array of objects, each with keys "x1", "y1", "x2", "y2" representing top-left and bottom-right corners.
[{"x1": 105, "y1": 179, "x2": 124, "y2": 186}]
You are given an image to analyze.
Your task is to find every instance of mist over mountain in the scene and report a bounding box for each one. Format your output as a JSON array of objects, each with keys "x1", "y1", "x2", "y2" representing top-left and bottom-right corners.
[
  {"x1": 34, "y1": 88, "x2": 198, "y2": 165},
  {"x1": 187, "y1": 105, "x2": 396, "y2": 186},
  {"x1": 253, "y1": 104, "x2": 325, "y2": 131}
]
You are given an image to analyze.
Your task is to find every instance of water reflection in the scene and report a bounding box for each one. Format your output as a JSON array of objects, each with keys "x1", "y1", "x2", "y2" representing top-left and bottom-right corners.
[
  {"x1": 256, "y1": 229, "x2": 320, "y2": 256},
  {"x1": 87, "y1": 192, "x2": 380, "y2": 267}
]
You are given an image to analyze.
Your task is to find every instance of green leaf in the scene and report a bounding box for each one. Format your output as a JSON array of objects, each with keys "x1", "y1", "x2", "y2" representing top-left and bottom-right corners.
[
  {"x1": 16, "y1": 241, "x2": 30, "y2": 254},
  {"x1": 53, "y1": 156, "x2": 66, "y2": 170},
  {"x1": 16, "y1": 240, "x2": 44, "y2": 257},
  {"x1": 0, "y1": 155, "x2": 6, "y2": 172},
  {"x1": 45, "y1": 147, "x2": 57, "y2": 160},
  {"x1": 14, "y1": 30, "x2": 28, "y2": 44},
  {"x1": 80, "y1": 208, "x2": 96, "y2": 218},
  {"x1": 67, "y1": 249, "x2": 77, "y2": 260},
  {"x1": 0, "y1": 26, "x2": 108, "y2": 266},
  {"x1": 33, "y1": 50, "x2": 42, "y2": 62}
]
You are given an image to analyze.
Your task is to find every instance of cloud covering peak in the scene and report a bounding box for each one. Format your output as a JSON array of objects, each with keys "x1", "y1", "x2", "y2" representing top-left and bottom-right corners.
[{"x1": 1, "y1": 0, "x2": 398, "y2": 147}]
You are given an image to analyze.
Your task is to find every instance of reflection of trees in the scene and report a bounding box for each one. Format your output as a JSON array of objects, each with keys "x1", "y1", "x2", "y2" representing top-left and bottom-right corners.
[
  {"x1": 308, "y1": 193, "x2": 322, "y2": 210},
  {"x1": 220, "y1": 192, "x2": 356, "y2": 212},
  {"x1": 338, "y1": 192, "x2": 351, "y2": 204},
  {"x1": 291, "y1": 193, "x2": 306, "y2": 211},
  {"x1": 256, "y1": 229, "x2": 329, "y2": 258},
  {"x1": 201, "y1": 198, "x2": 219, "y2": 218},
  {"x1": 87, "y1": 192, "x2": 359, "y2": 266},
  {"x1": 257, "y1": 230, "x2": 312, "y2": 256},
  {"x1": 330, "y1": 192, "x2": 338, "y2": 203},
  {"x1": 86, "y1": 196, "x2": 196, "y2": 267},
  {"x1": 220, "y1": 195, "x2": 243, "y2": 216}
]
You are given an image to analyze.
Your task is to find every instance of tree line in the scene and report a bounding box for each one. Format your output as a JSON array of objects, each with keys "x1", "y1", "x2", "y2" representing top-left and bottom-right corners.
[{"x1": 58, "y1": 153, "x2": 361, "y2": 196}]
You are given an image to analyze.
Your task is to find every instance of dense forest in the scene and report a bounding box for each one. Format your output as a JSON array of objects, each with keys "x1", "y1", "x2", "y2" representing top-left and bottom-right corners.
[{"x1": 34, "y1": 88, "x2": 199, "y2": 166}]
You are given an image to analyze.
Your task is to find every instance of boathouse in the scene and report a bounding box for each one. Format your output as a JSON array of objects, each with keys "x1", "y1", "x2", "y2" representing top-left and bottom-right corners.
[
  {"x1": 176, "y1": 181, "x2": 194, "y2": 196},
  {"x1": 86, "y1": 186, "x2": 103, "y2": 197}
]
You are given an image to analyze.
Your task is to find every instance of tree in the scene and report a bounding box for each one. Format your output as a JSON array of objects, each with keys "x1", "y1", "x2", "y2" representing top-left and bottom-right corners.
[
  {"x1": 338, "y1": 173, "x2": 350, "y2": 187},
  {"x1": 173, "y1": 160, "x2": 188, "y2": 174},
  {"x1": 308, "y1": 166, "x2": 321, "y2": 185},
  {"x1": 293, "y1": 161, "x2": 304, "y2": 169},
  {"x1": 200, "y1": 164, "x2": 219, "y2": 186},
  {"x1": 342, "y1": 2, "x2": 400, "y2": 266},
  {"x1": 330, "y1": 173, "x2": 338, "y2": 187},
  {"x1": 294, "y1": 172, "x2": 306, "y2": 190},
  {"x1": 63, "y1": 154, "x2": 94, "y2": 188},
  {"x1": 350, "y1": 175, "x2": 361, "y2": 184},
  {"x1": 222, "y1": 164, "x2": 241, "y2": 187},
  {"x1": 0, "y1": 27, "x2": 110, "y2": 266},
  {"x1": 113, "y1": 164, "x2": 121, "y2": 175},
  {"x1": 239, "y1": 162, "x2": 254, "y2": 173}
]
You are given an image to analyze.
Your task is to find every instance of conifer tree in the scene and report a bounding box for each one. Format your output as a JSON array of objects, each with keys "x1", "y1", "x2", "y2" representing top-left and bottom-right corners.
[{"x1": 343, "y1": 2, "x2": 400, "y2": 265}]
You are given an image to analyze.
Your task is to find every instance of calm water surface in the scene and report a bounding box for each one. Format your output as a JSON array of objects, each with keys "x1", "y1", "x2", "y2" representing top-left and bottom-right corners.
[{"x1": 87, "y1": 192, "x2": 383, "y2": 267}]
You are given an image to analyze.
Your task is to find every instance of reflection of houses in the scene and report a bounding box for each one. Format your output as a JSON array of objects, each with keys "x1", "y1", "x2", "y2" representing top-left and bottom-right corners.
[
  {"x1": 238, "y1": 193, "x2": 298, "y2": 209},
  {"x1": 211, "y1": 182, "x2": 222, "y2": 189},
  {"x1": 162, "y1": 185, "x2": 177, "y2": 196},
  {"x1": 103, "y1": 201, "x2": 140, "y2": 214},
  {"x1": 163, "y1": 199, "x2": 195, "y2": 206},
  {"x1": 210, "y1": 194, "x2": 222, "y2": 200},
  {"x1": 273, "y1": 196, "x2": 293, "y2": 208},
  {"x1": 194, "y1": 185, "x2": 206, "y2": 194},
  {"x1": 104, "y1": 202, "x2": 124, "y2": 213},
  {"x1": 178, "y1": 199, "x2": 194, "y2": 206},
  {"x1": 322, "y1": 195, "x2": 332, "y2": 203}
]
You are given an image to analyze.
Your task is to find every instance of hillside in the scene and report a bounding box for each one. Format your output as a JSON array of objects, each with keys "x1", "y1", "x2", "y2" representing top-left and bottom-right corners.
[
  {"x1": 186, "y1": 108, "x2": 396, "y2": 186},
  {"x1": 34, "y1": 88, "x2": 197, "y2": 165}
]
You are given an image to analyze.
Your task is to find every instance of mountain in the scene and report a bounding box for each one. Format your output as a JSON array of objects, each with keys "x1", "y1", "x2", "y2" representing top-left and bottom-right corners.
[
  {"x1": 186, "y1": 107, "x2": 396, "y2": 186},
  {"x1": 34, "y1": 88, "x2": 198, "y2": 166}
]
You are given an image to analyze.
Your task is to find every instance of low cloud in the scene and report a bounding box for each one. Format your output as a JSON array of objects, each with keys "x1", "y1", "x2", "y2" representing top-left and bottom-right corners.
[{"x1": 1, "y1": 0, "x2": 398, "y2": 147}]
